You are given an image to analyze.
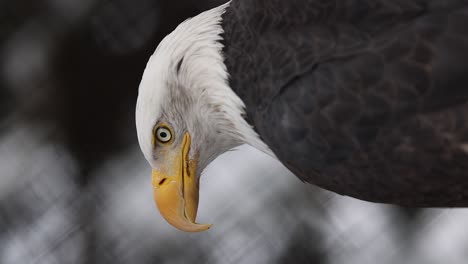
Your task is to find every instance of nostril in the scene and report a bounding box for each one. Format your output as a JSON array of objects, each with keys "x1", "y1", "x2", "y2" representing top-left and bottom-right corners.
[{"x1": 159, "y1": 178, "x2": 167, "y2": 186}]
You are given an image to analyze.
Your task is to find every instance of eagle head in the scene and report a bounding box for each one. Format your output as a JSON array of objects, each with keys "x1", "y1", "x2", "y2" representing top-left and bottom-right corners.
[{"x1": 135, "y1": 3, "x2": 268, "y2": 232}]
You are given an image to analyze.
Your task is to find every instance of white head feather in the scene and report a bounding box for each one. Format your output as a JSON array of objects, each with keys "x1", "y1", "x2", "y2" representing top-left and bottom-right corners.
[{"x1": 135, "y1": 2, "x2": 272, "y2": 174}]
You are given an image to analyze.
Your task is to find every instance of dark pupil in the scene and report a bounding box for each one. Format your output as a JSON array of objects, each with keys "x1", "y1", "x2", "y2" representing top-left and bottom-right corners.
[{"x1": 159, "y1": 132, "x2": 168, "y2": 139}]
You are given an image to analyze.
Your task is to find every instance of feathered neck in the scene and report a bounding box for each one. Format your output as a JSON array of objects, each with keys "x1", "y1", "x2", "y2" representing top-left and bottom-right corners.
[{"x1": 136, "y1": 2, "x2": 274, "y2": 167}]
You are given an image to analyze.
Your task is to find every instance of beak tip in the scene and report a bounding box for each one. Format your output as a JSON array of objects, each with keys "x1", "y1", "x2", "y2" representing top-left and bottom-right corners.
[
  {"x1": 187, "y1": 223, "x2": 213, "y2": 233},
  {"x1": 167, "y1": 223, "x2": 212, "y2": 233}
]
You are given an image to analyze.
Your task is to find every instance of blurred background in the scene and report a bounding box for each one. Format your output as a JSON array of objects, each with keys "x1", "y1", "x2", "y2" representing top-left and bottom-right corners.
[{"x1": 1, "y1": 1, "x2": 468, "y2": 263}]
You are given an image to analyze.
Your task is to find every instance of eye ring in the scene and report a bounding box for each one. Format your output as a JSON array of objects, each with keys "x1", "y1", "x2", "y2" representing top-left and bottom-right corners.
[{"x1": 155, "y1": 126, "x2": 172, "y2": 143}]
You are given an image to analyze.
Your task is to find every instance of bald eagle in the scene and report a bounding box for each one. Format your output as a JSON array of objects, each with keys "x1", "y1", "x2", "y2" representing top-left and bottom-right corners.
[{"x1": 136, "y1": 0, "x2": 468, "y2": 232}]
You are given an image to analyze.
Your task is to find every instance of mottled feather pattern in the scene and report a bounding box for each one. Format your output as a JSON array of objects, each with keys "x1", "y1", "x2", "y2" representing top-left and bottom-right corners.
[{"x1": 222, "y1": 0, "x2": 468, "y2": 206}]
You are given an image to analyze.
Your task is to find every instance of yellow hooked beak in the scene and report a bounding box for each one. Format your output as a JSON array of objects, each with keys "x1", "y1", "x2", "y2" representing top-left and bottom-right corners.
[{"x1": 151, "y1": 133, "x2": 212, "y2": 232}]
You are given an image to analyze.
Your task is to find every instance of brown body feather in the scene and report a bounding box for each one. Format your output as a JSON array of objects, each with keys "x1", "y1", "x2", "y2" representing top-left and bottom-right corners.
[{"x1": 222, "y1": 0, "x2": 468, "y2": 206}]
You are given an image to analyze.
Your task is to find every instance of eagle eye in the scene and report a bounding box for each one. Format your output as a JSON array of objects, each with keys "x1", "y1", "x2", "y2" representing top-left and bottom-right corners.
[{"x1": 155, "y1": 126, "x2": 172, "y2": 143}]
